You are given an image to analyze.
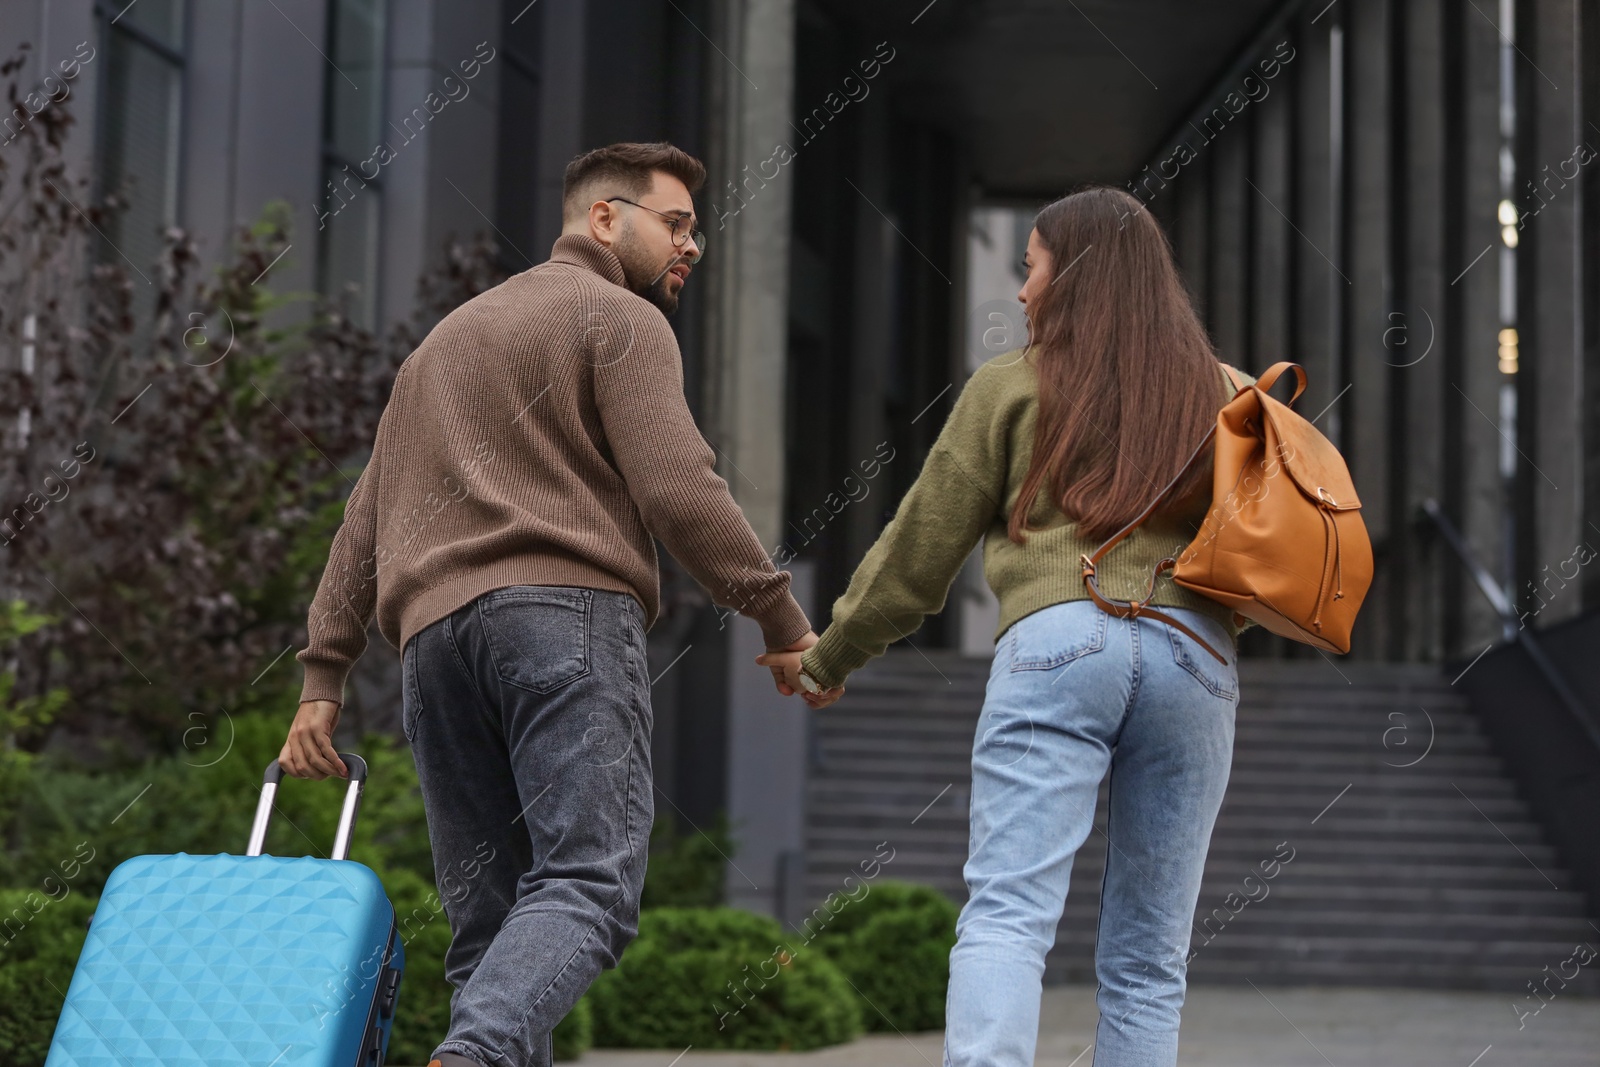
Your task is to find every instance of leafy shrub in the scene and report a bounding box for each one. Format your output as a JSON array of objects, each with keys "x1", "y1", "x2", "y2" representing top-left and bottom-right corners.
[
  {"x1": 0, "y1": 44, "x2": 510, "y2": 761},
  {"x1": 0, "y1": 707, "x2": 430, "y2": 897},
  {"x1": 641, "y1": 810, "x2": 735, "y2": 908},
  {"x1": 551, "y1": 992, "x2": 593, "y2": 1061},
  {"x1": 587, "y1": 906, "x2": 861, "y2": 1050},
  {"x1": 0, "y1": 888, "x2": 96, "y2": 1064},
  {"x1": 809, "y1": 879, "x2": 958, "y2": 1032},
  {"x1": 0, "y1": 600, "x2": 68, "y2": 820}
]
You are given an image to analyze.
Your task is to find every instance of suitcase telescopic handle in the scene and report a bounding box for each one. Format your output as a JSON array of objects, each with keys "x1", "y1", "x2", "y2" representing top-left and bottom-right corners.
[{"x1": 246, "y1": 754, "x2": 370, "y2": 861}]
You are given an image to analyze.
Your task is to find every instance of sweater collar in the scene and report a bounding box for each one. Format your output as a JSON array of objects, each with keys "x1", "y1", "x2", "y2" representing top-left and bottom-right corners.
[{"x1": 548, "y1": 232, "x2": 628, "y2": 288}]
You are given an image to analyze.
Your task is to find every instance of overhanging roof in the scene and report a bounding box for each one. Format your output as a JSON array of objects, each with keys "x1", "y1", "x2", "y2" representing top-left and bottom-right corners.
[{"x1": 810, "y1": 0, "x2": 1291, "y2": 199}]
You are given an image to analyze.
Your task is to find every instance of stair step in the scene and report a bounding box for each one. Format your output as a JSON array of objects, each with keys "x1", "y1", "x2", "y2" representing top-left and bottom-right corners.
[
  {"x1": 818, "y1": 719, "x2": 1494, "y2": 751},
  {"x1": 804, "y1": 650, "x2": 1600, "y2": 994},
  {"x1": 808, "y1": 775, "x2": 1525, "y2": 801},
  {"x1": 811, "y1": 751, "x2": 1513, "y2": 777},
  {"x1": 806, "y1": 793, "x2": 1539, "y2": 821},
  {"x1": 805, "y1": 867, "x2": 1593, "y2": 910},
  {"x1": 1046, "y1": 957, "x2": 1600, "y2": 995},
  {"x1": 802, "y1": 826, "x2": 1559, "y2": 865},
  {"x1": 806, "y1": 851, "x2": 1576, "y2": 890},
  {"x1": 1043, "y1": 928, "x2": 1600, "y2": 961}
]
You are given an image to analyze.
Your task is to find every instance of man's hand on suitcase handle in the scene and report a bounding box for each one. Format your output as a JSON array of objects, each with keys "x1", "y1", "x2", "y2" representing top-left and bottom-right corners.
[{"x1": 281, "y1": 700, "x2": 349, "y2": 779}]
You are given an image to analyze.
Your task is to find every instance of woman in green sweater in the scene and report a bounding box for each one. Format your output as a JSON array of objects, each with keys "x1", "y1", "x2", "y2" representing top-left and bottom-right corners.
[{"x1": 759, "y1": 185, "x2": 1255, "y2": 1067}]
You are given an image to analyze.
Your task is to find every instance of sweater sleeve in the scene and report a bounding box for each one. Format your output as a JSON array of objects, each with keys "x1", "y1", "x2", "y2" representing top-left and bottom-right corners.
[
  {"x1": 800, "y1": 366, "x2": 1008, "y2": 689},
  {"x1": 590, "y1": 296, "x2": 810, "y2": 649},
  {"x1": 296, "y1": 425, "x2": 384, "y2": 707}
]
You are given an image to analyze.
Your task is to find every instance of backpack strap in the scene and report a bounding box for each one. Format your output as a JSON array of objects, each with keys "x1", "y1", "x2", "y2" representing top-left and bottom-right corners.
[
  {"x1": 1077, "y1": 421, "x2": 1230, "y2": 664},
  {"x1": 1077, "y1": 359, "x2": 1250, "y2": 665}
]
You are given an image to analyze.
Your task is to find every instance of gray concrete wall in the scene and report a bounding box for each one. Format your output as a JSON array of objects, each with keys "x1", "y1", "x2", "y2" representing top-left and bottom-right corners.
[
  {"x1": 701, "y1": 0, "x2": 803, "y2": 919},
  {"x1": 700, "y1": 0, "x2": 797, "y2": 553},
  {"x1": 723, "y1": 560, "x2": 814, "y2": 922},
  {"x1": 378, "y1": 0, "x2": 503, "y2": 320}
]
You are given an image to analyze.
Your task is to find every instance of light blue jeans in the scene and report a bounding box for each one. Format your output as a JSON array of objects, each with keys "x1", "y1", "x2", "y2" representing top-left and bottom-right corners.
[{"x1": 943, "y1": 599, "x2": 1239, "y2": 1067}]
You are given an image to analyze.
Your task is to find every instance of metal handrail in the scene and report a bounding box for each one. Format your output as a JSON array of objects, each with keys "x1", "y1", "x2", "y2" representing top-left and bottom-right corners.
[{"x1": 1420, "y1": 499, "x2": 1600, "y2": 751}]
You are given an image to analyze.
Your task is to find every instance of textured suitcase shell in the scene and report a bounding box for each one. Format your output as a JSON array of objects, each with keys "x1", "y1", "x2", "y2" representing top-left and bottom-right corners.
[{"x1": 44, "y1": 755, "x2": 405, "y2": 1067}]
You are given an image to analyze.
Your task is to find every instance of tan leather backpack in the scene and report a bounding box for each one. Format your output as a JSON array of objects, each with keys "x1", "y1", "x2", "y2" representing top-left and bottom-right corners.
[{"x1": 1080, "y1": 361, "x2": 1372, "y2": 664}]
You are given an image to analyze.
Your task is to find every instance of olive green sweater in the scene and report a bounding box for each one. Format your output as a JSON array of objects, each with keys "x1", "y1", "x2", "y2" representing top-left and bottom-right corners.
[{"x1": 800, "y1": 349, "x2": 1257, "y2": 689}]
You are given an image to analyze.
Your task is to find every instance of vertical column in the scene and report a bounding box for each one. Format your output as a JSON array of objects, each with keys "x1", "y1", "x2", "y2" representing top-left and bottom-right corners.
[
  {"x1": 1345, "y1": 0, "x2": 1394, "y2": 655},
  {"x1": 845, "y1": 100, "x2": 895, "y2": 572},
  {"x1": 1446, "y1": 0, "x2": 1510, "y2": 653},
  {"x1": 722, "y1": 559, "x2": 813, "y2": 920},
  {"x1": 1249, "y1": 68, "x2": 1292, "y2": 371},
  {"x1": 1517, "y1": 0, "x2": 1585, "y2": 628},
  {"x1": 529, "y1": 0, "x2": 588, "y2": 260},
  {"x1": 1173, "y1": 157, "x2": 1211, "y2": 321},
  {"x1": 1291, "y1": 14, "x2": 1337, "y2": 443},
  {"x1": 702, "y1": 0, "x2": 801, "y2": 920},
  {"x1": 1208, "y1": 129, "x2": 1249, "y2": 370},
  {"x1": 377, "y1": 0, "x2": 503, "y2": 325},
  {"x1": 702, "y1": 0, "x2": 797, "y2": 550},
  {"x1": 1583, "y1": 0, "x2": 1600, "y2": 610},
  {"x1": 1399, "y1": 0, "x2": 1449, "y2": 660}
]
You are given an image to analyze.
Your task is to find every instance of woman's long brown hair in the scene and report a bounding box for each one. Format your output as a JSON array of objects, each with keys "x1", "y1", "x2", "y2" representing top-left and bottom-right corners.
[{"x1": 1007, "y1": 185, "x2": 1222, "y2": 546}]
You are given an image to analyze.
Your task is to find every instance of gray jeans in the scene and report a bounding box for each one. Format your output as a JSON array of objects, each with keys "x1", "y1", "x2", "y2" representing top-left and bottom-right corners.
[{"x1": 402, "y1": 585, "x2": 654, "y2": 1067}]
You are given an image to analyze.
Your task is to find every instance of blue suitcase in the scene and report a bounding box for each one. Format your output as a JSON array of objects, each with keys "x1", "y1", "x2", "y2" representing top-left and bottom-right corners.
[{"x1": 44, "y1": 753, "x2": 406, "y2": 1067}]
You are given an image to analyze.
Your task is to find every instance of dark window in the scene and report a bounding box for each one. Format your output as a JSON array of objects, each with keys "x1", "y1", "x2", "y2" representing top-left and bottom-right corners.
[
  {"x1": 94, "y1": 0, "x2": 185, "y2": 307},
  {"x1": 496, "y1": 0, "x2": 543, "y2": 271},
  {"x1": 315, "y1": 0, "x2": 387, "y2": 327}
]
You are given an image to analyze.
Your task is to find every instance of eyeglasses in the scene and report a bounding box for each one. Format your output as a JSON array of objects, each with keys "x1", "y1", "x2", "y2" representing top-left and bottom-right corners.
[{"x1": 603, "y1": 197, "x2": 706, "y2": 262}]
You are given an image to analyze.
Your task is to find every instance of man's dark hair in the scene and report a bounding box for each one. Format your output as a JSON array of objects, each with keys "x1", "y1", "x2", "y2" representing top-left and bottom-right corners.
[{"x1": 562, "y1": 142, "x2": 707, "y2": 225}]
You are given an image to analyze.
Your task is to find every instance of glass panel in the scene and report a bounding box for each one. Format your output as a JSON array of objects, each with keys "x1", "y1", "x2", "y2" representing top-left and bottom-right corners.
[
  {"x1": 496, "y1": 0, "x2": 543, "y2": 267},
  {"x1": 324, "y1": 0, "x2": 385, "y2": 162},
  {"x1": 98, "y1": 31, "x2": 183, "y2": 293},
  {"x1": 317, "y1": 159, "x2": 381, "y2": 328},
  {"x1": 317, "y1": 0, "x2": 385, "y2": 322},
  {"x1": 116, "y1": 0, "x2": 185, "y2": 51},
  {"x1": 496, "y1": 65, "x2": 540, "y2": 265}
]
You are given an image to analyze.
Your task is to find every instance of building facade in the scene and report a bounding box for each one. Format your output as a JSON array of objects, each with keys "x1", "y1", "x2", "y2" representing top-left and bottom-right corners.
[{"x1": 5, "y1": 0, "x2": 1598, "y2": 926}]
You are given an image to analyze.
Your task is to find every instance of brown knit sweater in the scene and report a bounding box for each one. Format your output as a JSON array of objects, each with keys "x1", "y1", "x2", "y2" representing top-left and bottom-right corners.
[{"x1": 296, "y1": 233, "x2": 811, "y2": 706}]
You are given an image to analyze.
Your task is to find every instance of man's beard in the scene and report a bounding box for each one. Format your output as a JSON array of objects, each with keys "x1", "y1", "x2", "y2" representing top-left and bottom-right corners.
[{"x1": 612, "y1": 222, "x2": 681, "y2": 315}]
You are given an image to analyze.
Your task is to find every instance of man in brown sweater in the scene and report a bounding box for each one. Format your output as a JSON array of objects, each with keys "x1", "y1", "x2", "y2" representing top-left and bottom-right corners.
[{"x1": 278, "y1": 142, "x2": 813, "y2": 1067}]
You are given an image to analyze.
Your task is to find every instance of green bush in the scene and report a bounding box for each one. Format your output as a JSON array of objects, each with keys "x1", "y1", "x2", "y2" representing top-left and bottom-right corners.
[
  {"x1": 0, "y1": 600, "x2": 69, "y2": 822},
  {"x1": 2, "y1": 712, "x2": 389, "y2": 888},
  {"x1": 809, "y1": 879, "x2": 958, "y2": 1032},
  {"x1": 551, "y1": 991, "x2": 593, "y2": 1060},
  {"x1": 587, "y1": 906, "x2": 861, "y2": 1051},
  {"x1": 641, "y1": 811, "x2": 735, "y2": 908},
  {"x1": 0, "y1": 888, "x2": 97, "y2": 1064}
]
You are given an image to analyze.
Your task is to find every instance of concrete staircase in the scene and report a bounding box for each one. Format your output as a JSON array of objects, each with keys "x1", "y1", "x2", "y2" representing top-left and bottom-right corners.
[{"x1": 803, "y1": 650, "x2": 1600, "y2": 993}]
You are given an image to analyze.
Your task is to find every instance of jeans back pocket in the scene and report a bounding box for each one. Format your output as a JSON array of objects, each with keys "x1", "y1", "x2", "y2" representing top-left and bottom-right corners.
[
  {"x1": 477, "y1": 586, "x2": 592, "y2": 694},
  {"x1": 1166, "y1": 615, "x2": 1238, "y2": 700},
  {"x1": 1009, "y1": 602, "x2": 1108, "y2": 671}
]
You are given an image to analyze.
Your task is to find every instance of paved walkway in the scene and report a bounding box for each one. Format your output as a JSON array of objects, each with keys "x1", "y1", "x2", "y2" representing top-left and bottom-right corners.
[{"x1": 478, "y1": 984, "x2": 1600, "y2": 1067}]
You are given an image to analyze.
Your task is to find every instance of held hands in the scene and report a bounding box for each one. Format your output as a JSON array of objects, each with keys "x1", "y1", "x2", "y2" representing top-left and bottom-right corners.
[
  {"x1": 279, "y1": 699, "x2": 349, "y2": 779},
  {"x1": 756, "y1": 630, "x2": 845, "y2": 709}
]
